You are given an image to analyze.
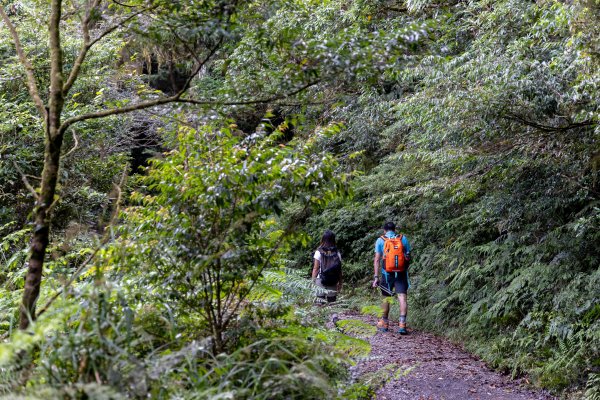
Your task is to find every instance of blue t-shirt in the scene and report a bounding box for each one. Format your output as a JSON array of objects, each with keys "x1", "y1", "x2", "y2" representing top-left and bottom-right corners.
[{"x1": 375, "y1": 231, "x2": 411, "y2": 255}]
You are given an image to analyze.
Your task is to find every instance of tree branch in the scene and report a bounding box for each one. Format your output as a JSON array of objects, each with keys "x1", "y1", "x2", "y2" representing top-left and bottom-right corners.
[
  {"x1": 0, "y1": 6, "x2": 47, "y2": 120},
  {"x1": 58, "y1": 35, "x2": 227, "y2": 134},
  {"x1": 48, "y1": 0, "x2": 65, "y2": 138},
  {"x1": 58, "y1": 79, "x2": 321, "y2": 134},
  {"x1": 504, "y1": 112, "x2": 596, "y2": 132},
  {"x1": 63, "y1": 3, "x2": 150, "y2": 95},
  {"x1": 58, "y1": 3, "x2": 322, "y2": 135},
  {"x1": 12, "y1": 160, "x2": 39, "y2": 201},
  {"x1": 59, "y1": 94, "x2": 179, "y2": 133},
  {"x1": 178, "y1": 80, "x2": 322, "y2": 106},
  {"x1": 62, "y1": 129, "x2": 79, "y2": 159},
  {"x1": 61, "y1": 0, "x2": 98, "y2": 95},
  {"x1": 382, "y1": 6, "x2": 408, "y2": 13},
  {"x1": 111, "y1": 0, "x2": 138, "y2": 8}
]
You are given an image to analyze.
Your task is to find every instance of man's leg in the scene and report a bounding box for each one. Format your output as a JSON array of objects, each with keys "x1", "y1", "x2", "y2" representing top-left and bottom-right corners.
[
  {"x1": 377, "y1": 275, "x2": 392, "y2": 332},
  {"x1": 381, "y1": 299, "x2": 390, "y2": 319},
  {"x1": 395, "y1": 272, "x2": 409, "y2": 334},
  {"x1": 377, "y1": 299, "x2": 391, "y2": 332},
  {"x1": 396, "y1": 293, "x2": 408, "y2": 334},
  {"x1": 398, "y1": 293, "x2": 407, "y2": 317}
]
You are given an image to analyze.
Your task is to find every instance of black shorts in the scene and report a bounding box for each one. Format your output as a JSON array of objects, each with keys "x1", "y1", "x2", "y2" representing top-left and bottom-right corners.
[{"x1": 379, "y1": 270, "x2": 408, "y2": 296}]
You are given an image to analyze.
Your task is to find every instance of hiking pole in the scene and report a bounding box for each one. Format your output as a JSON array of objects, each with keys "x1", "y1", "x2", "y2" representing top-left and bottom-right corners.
[
  {"x1": 379, "y1": 284, "x2": 394, "y2": 296},
  {"x1": 373, "y1": 277, "x2": 395, "y2": 296}
]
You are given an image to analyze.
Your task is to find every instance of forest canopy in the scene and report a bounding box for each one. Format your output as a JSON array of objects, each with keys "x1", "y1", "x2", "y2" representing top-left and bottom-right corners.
[{"x1": 0, "y1": 0, "x2": 598, "y2": 399}]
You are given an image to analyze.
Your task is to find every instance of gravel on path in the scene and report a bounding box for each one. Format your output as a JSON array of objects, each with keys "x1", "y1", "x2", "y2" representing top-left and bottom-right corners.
[{"x1": 338, "y1": 313, "x2": 556, "y2": 400}]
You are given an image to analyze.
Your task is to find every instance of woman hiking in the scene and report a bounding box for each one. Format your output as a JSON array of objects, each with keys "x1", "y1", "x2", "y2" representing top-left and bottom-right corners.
[{"x1": 311, "y1": 230, "x2": 343, "y2": 303}]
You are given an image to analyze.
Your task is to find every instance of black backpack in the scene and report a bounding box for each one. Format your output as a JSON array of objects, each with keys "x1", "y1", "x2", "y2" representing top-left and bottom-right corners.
[{"x1": 319, "y1": 246, "x2": 342, "y2": 286}]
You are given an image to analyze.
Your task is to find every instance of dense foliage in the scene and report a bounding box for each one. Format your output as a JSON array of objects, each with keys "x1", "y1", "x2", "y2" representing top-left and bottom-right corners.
[
  {"x1": 0, "y1": 0, "x2": 598, "y2": 398},
  {"x1": 1, "y1": 123, "x2": 362, "y2": 399},
  {"x1": 298, "y1": 0, "x2": 600, "y2": 394},
  {"x1": 0, "y1": 0, "x2": 402, "y2": 398}
]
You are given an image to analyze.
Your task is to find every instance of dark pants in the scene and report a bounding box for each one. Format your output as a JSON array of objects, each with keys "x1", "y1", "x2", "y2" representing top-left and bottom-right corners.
[
  {"x1": 379, "y1": 270, "x2": 408, "y2": 296},
  {"x1": 316, "y1": 277, "x2": 337, "y2": 302}
]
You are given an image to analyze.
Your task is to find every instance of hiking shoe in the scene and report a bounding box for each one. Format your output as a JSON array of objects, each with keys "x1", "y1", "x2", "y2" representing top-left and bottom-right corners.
[
  {"x1": 377, "y1": 319, "x2": 389, "y2": 332},
  {"x1": 397, "y1": 322, "x2": 408, "y2": 335}
]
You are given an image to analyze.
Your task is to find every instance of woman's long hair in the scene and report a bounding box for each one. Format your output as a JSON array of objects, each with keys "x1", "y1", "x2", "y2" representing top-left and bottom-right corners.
[{"x1": 319, "y1": 230, "x2": 336, "y2": 249}]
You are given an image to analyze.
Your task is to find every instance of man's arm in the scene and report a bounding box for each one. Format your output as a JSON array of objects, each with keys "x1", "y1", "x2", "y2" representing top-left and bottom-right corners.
[
  {"x1": 402, "y1": 236, "x2": 411, "y2": 253},
  {"x1": 373, "y1": 251, "x2": 381, "y2": 287},
  {"x1": 402, "y1": 236, "x2": 412, "y2": 267},
  {"x1": 374, "y1": 253, "x2": 381, "y2": 277}
]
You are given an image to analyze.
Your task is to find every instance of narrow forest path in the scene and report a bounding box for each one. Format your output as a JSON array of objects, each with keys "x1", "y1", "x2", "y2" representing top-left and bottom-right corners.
[{"x1": 337, "y1": 313, "x2": 556, "y2": 400}]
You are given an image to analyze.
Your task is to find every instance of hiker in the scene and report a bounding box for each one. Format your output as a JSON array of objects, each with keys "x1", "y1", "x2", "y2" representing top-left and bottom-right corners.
[
  {"x1": 311, "y1": 230, "x2": 343, "y2": 303},
  {"x1": 372, "y1": 222, "x2": 412, "y2": 334}
]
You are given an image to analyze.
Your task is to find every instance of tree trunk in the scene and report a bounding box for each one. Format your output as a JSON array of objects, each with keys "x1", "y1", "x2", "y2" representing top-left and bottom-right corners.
[
  {"x1": 19, "y1": 134, "x2": 63, "y2": 328},
  {"x1": 20, "y1": 0, "x2": 64, "y2": 329}
]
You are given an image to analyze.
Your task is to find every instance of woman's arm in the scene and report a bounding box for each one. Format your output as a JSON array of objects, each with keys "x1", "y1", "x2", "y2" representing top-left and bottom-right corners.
[{"x1": 311, "y1": 259, "x2": 320, "y2": 281}]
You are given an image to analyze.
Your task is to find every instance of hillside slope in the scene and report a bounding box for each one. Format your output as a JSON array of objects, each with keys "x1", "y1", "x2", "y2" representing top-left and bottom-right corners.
[{"x1": 300, "y1": 0, "x2": 599, "y2": 393}]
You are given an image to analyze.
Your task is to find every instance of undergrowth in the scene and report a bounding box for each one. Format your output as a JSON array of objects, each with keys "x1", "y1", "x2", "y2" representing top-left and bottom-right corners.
[{"x1": 290, "y1": 0, "x2": 600, "y2": 395}]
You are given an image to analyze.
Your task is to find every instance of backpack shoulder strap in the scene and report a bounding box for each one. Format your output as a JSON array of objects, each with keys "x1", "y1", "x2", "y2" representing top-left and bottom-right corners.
[{"x1": 380, "y1": 235, "x2": 387, "y2": 241}]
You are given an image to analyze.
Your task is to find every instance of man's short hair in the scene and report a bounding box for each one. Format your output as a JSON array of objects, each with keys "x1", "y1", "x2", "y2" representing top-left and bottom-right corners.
[{"x1": 383, "y1": 222, "x2": 395, "y2": 231}]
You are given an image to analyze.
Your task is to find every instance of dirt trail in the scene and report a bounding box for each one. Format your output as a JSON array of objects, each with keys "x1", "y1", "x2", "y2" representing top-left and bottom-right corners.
[{"x1": 340, "y1": 313, "x2": 555, "y2": 400}]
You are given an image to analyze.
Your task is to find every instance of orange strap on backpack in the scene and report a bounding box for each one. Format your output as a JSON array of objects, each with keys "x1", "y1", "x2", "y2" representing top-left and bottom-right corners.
[{"x1": 381, "y1": 234, "x2": 406, "y2": 273}]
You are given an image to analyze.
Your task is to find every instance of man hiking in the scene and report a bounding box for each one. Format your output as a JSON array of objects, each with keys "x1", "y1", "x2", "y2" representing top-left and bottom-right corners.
[{"x1": 372, "y1": 222, "x2": 412, "y2": 334}]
